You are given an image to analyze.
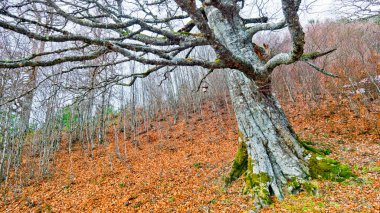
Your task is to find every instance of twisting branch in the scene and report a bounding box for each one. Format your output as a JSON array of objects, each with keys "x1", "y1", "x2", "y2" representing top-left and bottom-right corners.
[
  {"x1": 247, "y1": 20, "x2": 286, "y2": 37},
  {"x1": 260, "y1": 0, "x2": 305, "y2": 72}
]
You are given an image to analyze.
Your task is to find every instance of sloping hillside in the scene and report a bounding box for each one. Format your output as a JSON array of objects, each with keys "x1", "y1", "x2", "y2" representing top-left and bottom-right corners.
[{"x1": 1, "y1": 97, "x2": 379, "y2": 212}]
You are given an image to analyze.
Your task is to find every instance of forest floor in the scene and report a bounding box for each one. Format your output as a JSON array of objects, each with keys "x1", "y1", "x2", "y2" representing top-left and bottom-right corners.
[{"x1": 1, "y1": 96, "x2": 379, "y2": 212}]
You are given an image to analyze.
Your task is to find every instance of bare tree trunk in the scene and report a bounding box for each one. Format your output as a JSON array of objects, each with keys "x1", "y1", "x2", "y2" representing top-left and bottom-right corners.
[
  {"x1": 0, "y1": 108, "x2": 11, "y2": 181},
  {"x1": 20, "y1": 67, "x2": 37, "y2": 132},
  {"x1": 98, "y1": 88, "x2": 107, "y2": 145},
  {"x1": 20, "y1": 3, "x2": 47, "y2": 134},
  {"x1": 130, "y1": 83, "x2": 137, "y2": 140},
  {"x1": 226, "y1": 71, "x2": 309, "y2": 208}
]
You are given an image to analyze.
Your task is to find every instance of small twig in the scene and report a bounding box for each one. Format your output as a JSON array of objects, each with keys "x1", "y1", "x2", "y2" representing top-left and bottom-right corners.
[
  {"x1": 158, "y1": 66, "x2": 177, "y2": 86},
  {"x1": 194, "y1": 69, "x2": 214, "y2": 92}
]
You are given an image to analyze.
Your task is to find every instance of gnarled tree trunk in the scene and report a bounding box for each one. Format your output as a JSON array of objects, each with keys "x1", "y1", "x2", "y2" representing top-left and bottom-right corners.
[
  {"x1": 199, "y1": 2, "x2": 318, "y2": 209},
  {"x1": 226, "y1": 70, "x2": 310, "y2": 208},
  {"x1": 225, "y1": 70, "x2": 353, "y2": 210}
]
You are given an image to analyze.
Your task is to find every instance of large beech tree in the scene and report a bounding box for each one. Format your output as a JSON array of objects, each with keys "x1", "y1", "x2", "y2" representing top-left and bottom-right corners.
[{"x1": 0, "y1": 0, "x2": 351, "y2": 209}]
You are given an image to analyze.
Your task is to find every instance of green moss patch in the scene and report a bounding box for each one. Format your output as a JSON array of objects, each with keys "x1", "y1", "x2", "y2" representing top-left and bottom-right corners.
[
  {"x1": 224, "y1": 135, "x2": 248, "y2": 186},
  {"x1": 300, "y1": 140, "x2": 332, "y2": 155},
  {"x1": 308, "y1": 154, "x2": 355, "y2": 182},
  {"x1": 301, "y1": 51, "x2": 321, "y2": 60},
  {"x1": 288, "y1": 177, "x2": 318, "y2": 195},
  {"x1": 243, "y1": 171, "x2": 272, "y2": 206},
  {"x1": 299, "y1": 140, "x2": 355, "y2": 182},
  {"x1": 243, "y1": 157, "x2": 272, "y2": 206}
]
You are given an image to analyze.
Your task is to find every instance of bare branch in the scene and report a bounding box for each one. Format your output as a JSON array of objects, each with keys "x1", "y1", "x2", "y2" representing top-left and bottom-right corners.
[
  {"x1": 0, "y1": 49, "x2": 108, "y2": 69},
  {"x1": 304, "y1": 61, "x2": 339, "y2": 78}
]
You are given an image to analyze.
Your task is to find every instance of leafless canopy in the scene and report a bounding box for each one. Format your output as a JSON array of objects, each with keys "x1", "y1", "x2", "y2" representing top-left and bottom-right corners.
[
  {"x1": 338, "y1": 0, "x2": 380, "y2": 19},
  {"x1": 0, "y1": 0, "x2": 334, "y2": 86}
]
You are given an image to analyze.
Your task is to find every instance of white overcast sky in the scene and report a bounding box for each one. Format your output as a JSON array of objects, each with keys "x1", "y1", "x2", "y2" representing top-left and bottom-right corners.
[
  {"x1": 301, "y1": 0, "x2": 338, "y2": 21},
  {"x1": 239, "y1": 0, "x2": 341, "y2": 25}
]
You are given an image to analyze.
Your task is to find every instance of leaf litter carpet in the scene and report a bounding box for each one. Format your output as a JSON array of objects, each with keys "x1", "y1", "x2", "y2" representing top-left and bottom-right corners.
[{"x1": 1, "y1": 98, "x2": 379, "y2": 212}]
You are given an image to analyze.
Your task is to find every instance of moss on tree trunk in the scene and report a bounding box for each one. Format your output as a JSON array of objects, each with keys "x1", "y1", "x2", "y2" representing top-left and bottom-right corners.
[
  {"x1": 224, "y1": 137, "x2": 356, "y2": 210},
  {"x1": 224, "y1": 131, "x2": 248, "y2": 186},
  {"x1": 226, "y1": 71, "x2": 355, "y2": 210}
]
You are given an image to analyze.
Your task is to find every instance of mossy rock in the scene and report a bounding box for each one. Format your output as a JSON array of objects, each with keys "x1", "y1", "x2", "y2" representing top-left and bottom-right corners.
[
  {"x1": 299, "y1": 139, "x2": 355, "y2": 182},
  {"x1": 308, "y1": 154, "x2": 355, "y2": 182}
]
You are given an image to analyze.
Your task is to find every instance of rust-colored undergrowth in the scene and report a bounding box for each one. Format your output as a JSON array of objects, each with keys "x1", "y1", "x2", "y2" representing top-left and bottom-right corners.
[{"x1": 1, "y1": 96, "x2": 379, "y2": 212}]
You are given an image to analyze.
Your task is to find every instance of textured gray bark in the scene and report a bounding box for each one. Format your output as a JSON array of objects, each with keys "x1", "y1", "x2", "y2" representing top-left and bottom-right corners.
[
  {"x1": 227, "y1": 70, "x2": 309, "y2": 206},
  {"x1": 204, "y1": 4, "x2": 266, "y2": 79},
  {"x1": 200, "y1": 1, "x2": 311, "y2": 207}
]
